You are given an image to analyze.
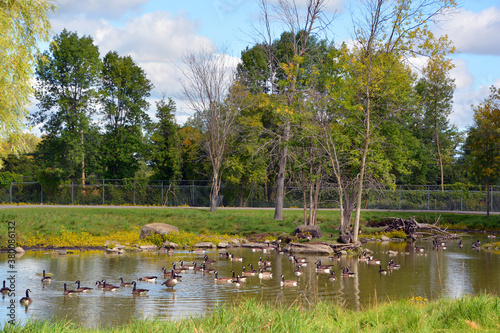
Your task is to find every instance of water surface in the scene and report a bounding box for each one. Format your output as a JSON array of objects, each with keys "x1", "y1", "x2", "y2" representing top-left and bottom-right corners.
[{"x1": 1, "y1": 236, "x2": 498, "y2": 328}]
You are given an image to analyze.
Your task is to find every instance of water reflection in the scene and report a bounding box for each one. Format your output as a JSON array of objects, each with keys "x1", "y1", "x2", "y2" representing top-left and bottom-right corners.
[{"x1": 0, "y1": 236, "x2": 498, "y2": 328}]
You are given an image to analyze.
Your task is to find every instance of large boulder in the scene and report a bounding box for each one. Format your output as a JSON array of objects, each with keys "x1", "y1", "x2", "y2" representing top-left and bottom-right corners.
[
  {"x1": 294, "y1": 225, "x2": 323, "y2": 239},
  {"x1": 283, "y1": 242, "x2": 334, "y2": 255},
  {"x1": 139, "y1": 223, "x2": 179, "y2": 239}
]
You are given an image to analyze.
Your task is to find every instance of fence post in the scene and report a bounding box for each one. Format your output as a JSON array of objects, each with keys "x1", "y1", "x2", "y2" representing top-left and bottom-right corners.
[
  {"x1": 428, "y1": 186, "x2": 430, "y2": 210},
  {"x1": 191, "y1": 180, "x2": 195, "y2": 206},
  {"x1": 71, "y1": 179, "x2": 74, "y2": 205},
  {"x1": 41, "y1": 185, "x2": 43, "y2": 205},
  {"x1": 460, "y1": 188, "x2": 463, "y2": 211},
  {"x1": 161, "y1": 181, "x2": 164, "y2": 206},
  {"x1": 102, "y1": 179, "x2": 105, "y2": 205},
  {"x1": 9, "y1": 182, "x2": 12, "y2": 203},
  {"x1": 133, "y1": 179, "x2": 136, "y2": 205},
  {"x1": 251, "y1": 188, "x2": 253, "y2": 208},
  {"x1": 491, "y1": 187, "x2": 494, "y2": 212}
]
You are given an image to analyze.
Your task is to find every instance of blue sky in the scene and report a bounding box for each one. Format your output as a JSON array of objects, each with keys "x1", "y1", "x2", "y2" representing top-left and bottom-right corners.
[{"x1": 43, "y1": 0, "x2": 500, "y2": 130}]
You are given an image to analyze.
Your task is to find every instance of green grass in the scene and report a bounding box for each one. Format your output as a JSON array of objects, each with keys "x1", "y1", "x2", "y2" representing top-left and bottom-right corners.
[
  {"x1": 0, "y1": 207, "x2": 498, "y2": 248},
  {"x1": 2, "y1": 294, "x2": 499, "y2": 332}
]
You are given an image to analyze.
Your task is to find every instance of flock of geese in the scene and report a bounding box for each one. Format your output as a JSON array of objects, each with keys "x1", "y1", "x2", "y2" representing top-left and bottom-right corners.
[{"x1": 0, "y1": 237, "x2": 479, "y2": 307}]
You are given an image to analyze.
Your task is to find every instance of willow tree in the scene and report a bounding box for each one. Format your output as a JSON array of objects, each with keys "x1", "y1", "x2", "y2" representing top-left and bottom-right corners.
[
  {"x1": 0, "y1": 0, "x2": 54, "y2": 164},
  {"x1": 180, "y1": 47, "x2": 247, "y2": 212}
]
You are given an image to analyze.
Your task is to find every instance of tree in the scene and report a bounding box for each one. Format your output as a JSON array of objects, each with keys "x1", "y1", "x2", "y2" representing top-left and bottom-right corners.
[
  {"x1": 180, "y1": 47, "x2": 247, "y2": 212},
  {"x1": 100, "y1": 51, "x2": 153, "y2": 178},
  {"x1": 250, "y1": 0, "x2": 330, "y2": 220},
  {"x1": 32, "y1": 29, "x2": 102, "y2": 182},
  {"x1": 415, "y1": 56, "x2": 456, "y2": 189},
  {"x1": 465, "y1": 86, "x2": 500, "y2": 217},
  {"x1": 0, "y1": 0, "x2": 54, "y2": 164},
  {"x1": 345, "y1": 0, "x2": 457, "y2": 243},
  {"x1": 149, "y1": 96, "x2": 182, "y2": 181}
]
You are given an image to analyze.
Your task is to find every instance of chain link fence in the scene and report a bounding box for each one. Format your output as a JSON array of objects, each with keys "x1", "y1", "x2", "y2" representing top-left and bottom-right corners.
[{"x1": 1, "y1": 180, "x2": 498, "y2": 212}]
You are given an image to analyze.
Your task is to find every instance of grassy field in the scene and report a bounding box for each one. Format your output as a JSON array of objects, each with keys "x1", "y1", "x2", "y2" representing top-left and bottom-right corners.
[
  {"x1": 2, "y1": 293, "x2": 499, "y2": 332},
  {"x1": 0, "y1": 206, "x2": 499, "y2": 248}
]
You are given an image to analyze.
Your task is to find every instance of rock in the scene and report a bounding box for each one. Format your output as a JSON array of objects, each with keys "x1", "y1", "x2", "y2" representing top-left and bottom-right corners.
[
  {"x1": 381, "y1": 235, "x2": 390, "y2": 241},
  {"x1": 15, "y1": 247, "x2": 25, "y2": 253},
  {"x1": 195, "y1": 242, "x2": 215, "y2": 248},
  {"x1": 217, "y1": 242, "x2": 230, "y2": 248},
  {"x1": 139, "y1": 223, "x2": 179, "y2": 239},
  {"x1": 283, "y1": 242, "x2": 334, "y2": 255},
  {"x1": 294, "y1": 225, "x2": 323, "y2": 239},
  {"x1": 55, "y1": 249, "x2": 67, "y2": 255},
  {"x1": 390, "y1": 238, "x2": 405, "y2": 243},
  {"x1": 140, "y1": 245, "x2": 158, "y2": 251},
  {"x1": 339, "y1": 250, "x2": 348, "y2": 255},
  {"x1": 387, "y1": 250, "x2": 398, "y2": 255},
  {"x1": 160, "y1": 241, "x2": 179, "y2": 249}
]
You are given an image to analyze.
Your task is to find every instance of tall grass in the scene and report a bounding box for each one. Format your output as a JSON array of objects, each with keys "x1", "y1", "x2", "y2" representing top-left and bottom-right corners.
[{"x1": 2, "y1": 294, "x2": 498, "y2": 332}]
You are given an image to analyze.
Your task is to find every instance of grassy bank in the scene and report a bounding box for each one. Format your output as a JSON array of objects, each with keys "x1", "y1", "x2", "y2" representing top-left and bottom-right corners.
[
  {"x1": 2, "y1": 294, "x2": 499, "y2": 332},
  {"x1": 0, "y1": 206, "x2": 499, "y2": 248}
]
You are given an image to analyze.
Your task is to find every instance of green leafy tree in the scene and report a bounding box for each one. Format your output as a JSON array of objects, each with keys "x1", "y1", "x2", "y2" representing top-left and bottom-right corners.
[
  {"x1": 465, "y1": 86, "x2": 500, "y2": 217},
  {"x1": 0, "y1": 0, "x2": 54, "y2": 164},
  {"x1": 32, "y1": 29, "x2": 102, "y2": 182},
  {"x1": 100, "y1": 51, "x2": 153, "y2": 178},
  {"x1": 414, "y1": 56, "x2": 457, "y2": 189},
  {"x1": 149, "y1": 96, "x2": 182, "y2": 181}
]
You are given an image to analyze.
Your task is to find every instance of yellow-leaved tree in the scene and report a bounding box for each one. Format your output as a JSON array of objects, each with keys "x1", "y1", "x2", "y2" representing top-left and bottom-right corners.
[{"x1": 0, "y1": 0, "x2": 54, "y2": 166}]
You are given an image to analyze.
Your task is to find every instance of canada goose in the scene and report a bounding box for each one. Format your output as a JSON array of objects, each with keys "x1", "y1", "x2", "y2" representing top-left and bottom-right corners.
[
  {"x1": 315, "y1": 259, "x2": 333, "y2": 269},
  {"x1": 458, "y1": 240, "x2": 464, "y2": 249},
  {"x1": 294, "y1": 266, "x2": 303, "y2": 277},
  {"x1": 138, "y1": 276, "x2": 158, "y2": 282},
  {"x1": 358, "y1": 254, "x2": 368, "y2": 262},
  {"x1": 414, "y1": 244, "x2": 425, "y2": 252},
  {"x1": 251, "y1": 247, "x2": 263, "y2": 252},
  {"x1": 387, "y1": 260, "x2": 401, "y2": 270},
  {"x1": 96, "y1": 280, "x2": 104, "y2": 288},
  {"x1": 258, "y1": 268, "x2": 273, "y2": 279},
  {"x1": 472, "y1": 240, "x2": 481, "y2": 249},
  {"x1": 315, "y1": 260, "x2": 332, "y2": 274},
  {"x1": 75, "y1": 280, "x2": 92, "y2": 292},
  {"x1": 341, "y1": 267, "x2": 355, "y2": 277},
  {"x1": 328, "y1": 272, "x2": 337, "y2": 282},
  {"x1": 487, "y1": 234, "x2": 496, "y2": 238},
  {"x1": 229, "y1": 253, "x2": 243, "y2": 262},
  {"x1": 131, "y1": 281, "x2": 148, "y2": 295},
  {"x1": 258, "y1": 257, "x2": 272, "y2": 266},
  {"x1": 119, "y1": 277, "x2": 133, "y2": 287},
  {"x1": 214, "y1": 271, "x2": 232, "y2": 283},
  {"x1": 190, "y1": 248, "x2": 206, "y2": 254},
  {"x1": 101, "y1": 280, "x2": 119, "y2": 291},
  {"x1": 64, "y1": 283, "x2": 81, "y2": 295},
  {"x1": 203, "y1": 255, "x2": 216, "y2": 264},
  {"x1": 280, "y1": 275, "x2": 298, "y2": 287},
  {"x1": 294, "y1": 256, "x2": 307, "y2": 263},
  {"x1": 379, "y1": 265, "x2": 387, "y2": 275},
  {"x1": 179, "y1": 260, "x2": 195, "y2": 270},
  {"x1": 41, "y1": 270, "x2": 52, "y2": 283},
  {"x1": 241, "y1": 266, "x2": 253, "y2": 277},
  {"x1": 171, "y1": 263, "x2": 185, "y2": 274},
  {"x1": 329, "y1": 253, "x2": 342, "y2": 261},
  {"x1": 262, "y1": 246, "x2": 274, "y2": 253},
  {"x1": 162, "y1": 271, "x2": 178, "y2": 289},
  {"x1": 232, "y1": 275, "x2": 242, "y2": 287},
  {"x1": 367, "y1": 256, "x2": 381, "y2": 265},
  {"x1": 220, "y1": 252, "x2": 231, "y2": 258},
  {"x1": 1, "y1": 280, "x2": 11, "y2": 294},
  {"x1": 247, "y1": 263, "x2": 259, "y2": 275},
  {"x1": 294, "y1": 258, "x2": 308, "y2": 267},
  {"x1": 194, "y1": 262, "x2": 205, "y2": 272},
  {"x1": 20, "y1": 289, "x2": 32, "y2": 305}
]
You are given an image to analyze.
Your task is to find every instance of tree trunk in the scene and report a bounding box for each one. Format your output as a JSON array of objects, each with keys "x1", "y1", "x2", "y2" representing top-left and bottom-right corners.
[
  {"x1": 435, "y1": 118, "x2": 444, "y2": 191},
  {"x1": 274, "y1": 122, "x2": 290, "y2": 220},
  {"x1": 210, "y1": 172, "x2": 219, "y2": 213},
  {"x1": 486, "y1": 176, "x2": 490, "y2": 218}
]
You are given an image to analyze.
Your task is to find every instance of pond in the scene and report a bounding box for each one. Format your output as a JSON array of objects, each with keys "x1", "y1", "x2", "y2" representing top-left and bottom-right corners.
[{"x1": 1, "y1": 235, "x2": 498, "y2": 328}]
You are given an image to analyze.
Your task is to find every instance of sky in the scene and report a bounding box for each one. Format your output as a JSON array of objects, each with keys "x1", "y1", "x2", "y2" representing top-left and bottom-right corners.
[{"x1": 38, "y1": 0, "x2": 500, "y2": 130}]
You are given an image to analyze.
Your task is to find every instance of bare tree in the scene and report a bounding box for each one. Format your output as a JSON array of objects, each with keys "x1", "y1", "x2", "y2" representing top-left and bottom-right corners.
[{"x1": 180, "y1": 47, "x2": 246, "y2": 212}]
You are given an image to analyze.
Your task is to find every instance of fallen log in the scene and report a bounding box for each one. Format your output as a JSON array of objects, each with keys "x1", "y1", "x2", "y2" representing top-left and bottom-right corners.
[{"x1": 383, "y1": 216, "x2": 463, "y2": 240}]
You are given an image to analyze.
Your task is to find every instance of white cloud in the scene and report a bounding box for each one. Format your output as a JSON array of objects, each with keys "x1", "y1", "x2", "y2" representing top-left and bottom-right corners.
[
  {"x1": 440, "y1": 7, "x2": 500, "y2": 55},
  {"x1": 450, "y1": 59, "x2": 474, "y2": 90},
  {"x1": 268, "y1": 0, "x2": 344, "y2": 12}
]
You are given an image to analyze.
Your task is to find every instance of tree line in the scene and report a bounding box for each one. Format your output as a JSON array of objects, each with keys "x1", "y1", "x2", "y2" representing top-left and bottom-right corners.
[{"x1": 1, "y1": 1, "x2": 499, "y2": 242}]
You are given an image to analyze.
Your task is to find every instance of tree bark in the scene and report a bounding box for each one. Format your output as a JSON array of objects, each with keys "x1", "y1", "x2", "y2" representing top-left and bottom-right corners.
[{"x1": 274, "y1": 122, "x2": 290, "y2": 220}]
